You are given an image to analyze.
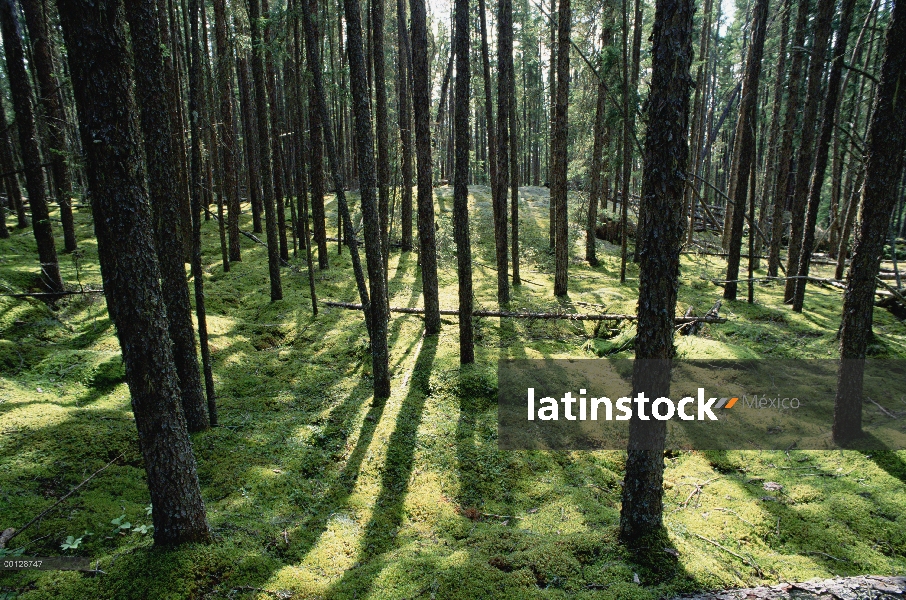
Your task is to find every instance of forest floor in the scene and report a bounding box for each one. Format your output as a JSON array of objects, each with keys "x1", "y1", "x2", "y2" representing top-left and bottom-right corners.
[{"x1": 1, "y1": 185, "x2": 905, "y2": 600}]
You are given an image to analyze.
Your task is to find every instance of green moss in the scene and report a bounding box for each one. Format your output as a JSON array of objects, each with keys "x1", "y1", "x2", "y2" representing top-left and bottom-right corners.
[{"x1": 1, "y1": 189, "x2": 904, "y2": 599}]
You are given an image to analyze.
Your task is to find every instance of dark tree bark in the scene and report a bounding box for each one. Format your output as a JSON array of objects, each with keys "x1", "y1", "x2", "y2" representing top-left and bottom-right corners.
[
  {"x1": 586, "y1": 25, "x2": 613, "y2": 267},
  {"x1": 305, "y1": 0, "x2": 329, "y2": 269},
  {"x1": 188, "y1": 0, "x2": 217, "y2": 425},
  {"x1": 372, "y1": 0, "x2": 390, "y2": 274},
  {"x1": 161, "y1": 0, "x2": 192, "y2": 256},
  {"x1": 20, "y1": 0, "x2": 77, "y2": 253},
  {"x1": 628, "y1": 0, "x2": 644, "y2": 264},
  {"x1": 478, "y1": 0, "x2": 497, "y2": 204},
  {"x1": 784, "y1": 0, "x2": 835, "y2": 301},
  {"x1": 509, "y1": 55, "x2": 520, "y2": 286},
  {"x1": 56, "y1": 0, "x2": 210, "y2": 545},
  {"x1": 619, "y1": 0, "x2": 631, "y2": 281},
  {"x1": 291, "y1": 0, "x2": 318, "y2": 314},
  {"x1": 262, "y1": 0, "x2": 289, "y2": 264},
  {"x1": 453, "y1": 0, "x2": 474, "y2": 364},
  {"x1": 620, "y1": 0, "x2": 694, "y2": 544},
  {"x1": 833, "y1": 0, "x2": 906, "y2": 445},
  {"x1": 757, "y1": 0, "x2": 790, "y2": 258},
  {"x1": 248, "y1": 0, "x2": 282, "y2": 301},
  {"x1": 213, "y1": 0, "x2": 241, "y2": 262},
  {"x1": 0, "y1": 187, "x2": 7, "y2": 237},
  {"x1": 0, "y1": 0, "x2": 63, "y2": 293},
  {"x1": 0, "y1": 91, "x2": 27, "y2": 228},
  {"x1": 792, "y1": 0, "x2": 857, "y2": 311},
  {"x1": 343, "y1": 0, "x2": 391, "y2": 398},
  {"x1": 409, "y1": 0, "x2": 441, "y2": 333},
  {"x1": 494, "y1": 0, "x2": 513, "y2": 303},
  {"x1": 125, "y1": 0, "x2": 210, "y2": 433},
  {"x1": 302, "y1": 0, "x2": 373, "y2": 340},
  {"x1": 396, "y1": 0, "x2": 413, "y2": 251},
  {"x1": 768, "y1": 0, "x2": 809, "y2": 277},
  {"x1": 548, "y1": 0, "x2": 557, "y2": 248},
  {"x1": 723, "y1": 0, "x2": 769, "y2": 300},
  {"x1": 551, "y1": 0, "x2": 570, "y2": 296},
  {"x1": 237, "y1": 53, "x2": 264, "y2": 234}
]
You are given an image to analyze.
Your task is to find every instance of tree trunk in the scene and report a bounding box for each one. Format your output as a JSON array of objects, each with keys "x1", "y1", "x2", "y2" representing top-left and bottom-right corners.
[
  {"x1": 549, "y1": 0, "x2": 557, "y2": 249},
  {"x1": 620, "y1": 0, "x2": 631, "y2": 281},
  {"x1": 494, "y1": 0, "x2": 513, "y2": 303},
  {"x1": 56, "y1": 0, "x2": 210, "y2": 545},
  {"x1": 302, "y1": 0, "x2": 373, "y2": 341},
  {"x1": 0, "y1": 91, "x2": 27, "y2": 229},
  {"x1": 792, "y1": 0, "x2": 857, "y2": 311},
  {"x1": 188, "y1": 0, "x2": 218, "y2": 425},
  {"x1": 723, "y1": 0, "x2": 769, "y2": 301},
  {"x1": 248, "y1": 0, "x2": 282, "y2": 301},
  {"x1": 372, "y1": 0, "x2": 390, "y2": 275},
  {"x1": 784, "y1": 0, "x2": 835, "y2": 301},
  {"x1": 834, "y1": 0, "x2": 906, "y2": 445},
  {"x1": 343, "y1": 0, "x2": 392, "y2": 398},
  {"x1": 20, "y1": 0, "x2": 77, "y2": 253},
  {"x1": 261, "y1": 0, "x2": 289, "y2": 264},
  {"x1": 453, "y1": 0, "x2": 474, "y2": 364},
  {"x1": 0, "y1": 0, "x2": 63, "y2": 293},
  {"x1": 620, "y1": 0, "x2": 694, "y2": 545},
  {"x1": 125, "y1": 0, "x2": 210, "y2": 432},
  {"x1": 409, "y1": 0, "x2": 441, "y2": 332},
  {"x1": 212, "y1": 0, "x2": 241, "y2": 262},
  {"x1": 756, "y1": 0, "x2": 790, "y2": 260},
  {"x1": 305, "y1": 0, "x2": 329, "y2": 268},
  {"x1": 291, "y1": 1, "x2": 318, "y2": 314},
  {"x1": 396, "y1": 0, "x2": 413, "y2": 251},
  {"x1": 552, "y1": 0, "x2": 570, "y2": 296},
  {"x1": 768, "y1": 0, "x2": 809, "y2": 277},
  {"x1": 478, "y1": 0, "x2": 497, "y2": 201},
  {"x1": 237, "y1": 53, "x2": 264, "y2": 234},
  {"x1": 586, "y1": 24, "x2": 612, "y2": 266},
  {"x1": 508, "y1": 12, "x2": 520, "y2": 286}
]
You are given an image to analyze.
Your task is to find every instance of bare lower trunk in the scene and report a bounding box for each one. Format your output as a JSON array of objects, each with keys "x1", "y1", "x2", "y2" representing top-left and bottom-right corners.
[
  {"x1": 620, "y1": 0, "x2": 694, "y2": 545},
  {"x1": 552, "y1": 0, "x2": 570, "y2": 296},
  {"x1": 0, "y1": 0, "x2": 63, "y2": 293},
  {"x1": 21, "y1": 0, "x2": 76, "y2": 253},
  {"x1": 453, "y1": 0, "x2": 474, "y2": 363},
  {"x1": 57, "y1": 0, "x2": 211, "y2": 545},
  {"x1": 410, "y1": 0, "x2": 441, "y2": 332}
]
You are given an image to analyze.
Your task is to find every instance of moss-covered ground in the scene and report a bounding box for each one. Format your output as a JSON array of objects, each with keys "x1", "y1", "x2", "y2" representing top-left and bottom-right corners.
[{"x1": 1, "y1": 186, "x2": 904, "y2": 599}]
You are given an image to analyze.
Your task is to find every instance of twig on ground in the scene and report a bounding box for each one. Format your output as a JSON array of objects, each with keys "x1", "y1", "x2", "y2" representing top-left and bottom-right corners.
[
  {"x1": 691, "y1": 532, "x2": 764, "y2": 577},
  {"x1": 2, "y1": 452, "x2": 124, "y2": 546}
]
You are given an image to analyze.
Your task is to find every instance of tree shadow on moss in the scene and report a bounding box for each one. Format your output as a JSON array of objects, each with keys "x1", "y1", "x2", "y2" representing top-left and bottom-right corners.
[{"x1": 324, "y1": 334, "x2": 437, "y2": 598}]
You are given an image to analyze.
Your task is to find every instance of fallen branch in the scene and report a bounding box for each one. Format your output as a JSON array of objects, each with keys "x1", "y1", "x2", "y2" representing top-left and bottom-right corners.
[
  {"x1": 2, "y1": 452, "x2": 124, "y2": 547},
  {"x1": 692, "y1": 532, "x2": 764, "y2": 577},
  {"x1": 0, "y1": 289, "x2": 105, "y2": 298},
  {"x1": 706, "y1": 275, "x2": 846, "y2": 290},
  {"x1": 323, "y1": 301, "x2": 728, "y2": 324},
  {"x1": 804, "y1": 550, "x2": 847, "y2": 562},
  {"x1": 679, "y1": 477, "x2": 716, "y2": 509},
  {"x1": 876, "y1": 277, "x2": 906, "y2": 306},
  {"x1": 865, "y1": 396, "x2": 899, "y2": 419}
]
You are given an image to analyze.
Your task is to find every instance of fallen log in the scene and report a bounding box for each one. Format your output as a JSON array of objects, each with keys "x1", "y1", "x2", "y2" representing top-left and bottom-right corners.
[
  {"x1": 0, "y1": 289, "x2": 104, "y2": 298},
  {"x1": 323, "y1": 301, "x2": 728, "y2": 324}
]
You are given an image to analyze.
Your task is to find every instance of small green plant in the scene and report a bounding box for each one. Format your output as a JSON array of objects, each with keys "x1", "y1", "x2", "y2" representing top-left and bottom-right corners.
[
  {"x1": 61, "y1": 535, "x2": 83, "y2": 551},
  {"x1": 145, "y1": 503, "x2": 153, "y2": 516},
  {"x1": 110, "y1": 514, "x2": 131, "y2": 535},
  {"x1": 132, "y1": 524, "x2": 152, "y2": 535},
  {"x1": 0, "y1": 547, "x2": 24, "y2": 557}
]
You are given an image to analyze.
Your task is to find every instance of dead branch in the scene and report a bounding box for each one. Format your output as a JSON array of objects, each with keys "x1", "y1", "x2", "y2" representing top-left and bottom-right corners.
[
  {"x1": 2, "y1": 452, "x2": 124, "y2": 547},
  {"x1": 323, "y1": 301, "x2": 728, "y2": 324}
]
